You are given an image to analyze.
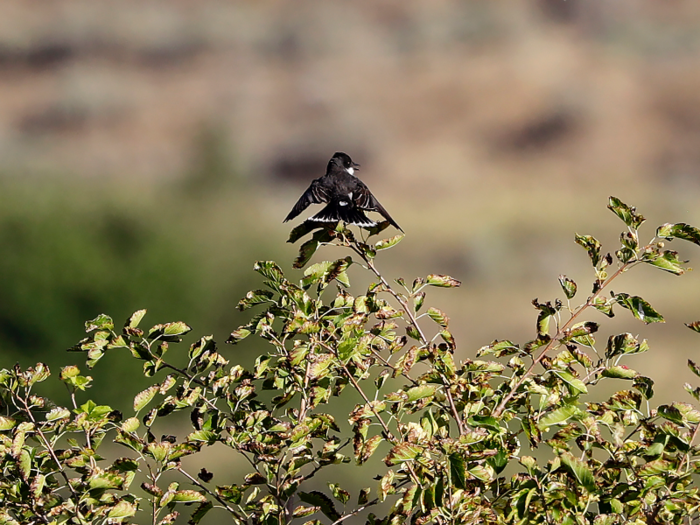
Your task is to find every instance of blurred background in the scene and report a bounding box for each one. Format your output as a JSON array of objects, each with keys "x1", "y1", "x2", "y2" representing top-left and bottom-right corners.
[{"x1": 2, "y1": 0, "x2": 700, "y2": 452}]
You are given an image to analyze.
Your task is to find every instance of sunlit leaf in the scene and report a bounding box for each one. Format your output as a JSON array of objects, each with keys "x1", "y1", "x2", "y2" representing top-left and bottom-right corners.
[
  {"x1": 427, "y1": 307, "x2": 449, "y2": 328},
  {"x1": 134, "y1": 386, "x2": 158, "y2": 413},
  {"x1": 601, "y1": 366, "x2": 637, "y2": 380},
  {"x1": 558, "y1": 275, "x2": 577, "y2": 299},
  {"x1": 238, "y1": 289, "x2": 275, "y2": 310},
  {"x1": 385, "y1": 443, "x2": 423, "y2": 465},
  {"x1": 477, "y1": 340, "x2": 519, "y2": 358},
  {"x1": 328, "y1": 483, "x2": 350, "y2": 505},
  {"x1": 126, "y1": 309, "x2": 147, "y2": 329},
  {"x1": 560, "y1": 452, "x2": 596, "y2": 492},
  {"x1": 107, "y1": 500, "x2": 137, "y2": 519},
  {"x1": 375, "y1": 234, "x2": 404, "y2": 251},
  {"x1": 426, "y1": 274, "x2": 461, "y2": 288},
  {"x1": 605, "y1": 333, "x2": 647, "y2": 358},
  {"x1": 575, "y1": 234, "x2": 601, "y2": 267},
  {"x1": 591, "y1": 296, "x2": 614, "y2": 318},
  {"x1": 86, "y1": 314, "x2": 114, "y2": 332},
  {"x1": 656, "y1": 222, "x2": 700, "y2": 245},
  {"x1": 404, "y1": 384, "x2": 437, "y2": 403},
  {"x1": 614, "y1": 293, "x2": 664, "y2": 324},
  {"x1": 554, "y1": 370, "x2": 587, "y2": 394},
  {"x1": 643, "y1": 250, "x2": 686, "y2": 275},
  {"x1": 608, "y1": 197, "x2": 645, "y2": 229},
  {"x1": 538, "y1": 405, "x2": 582, "y2": 430},
  {"x1": 171, "y1": 490, "x2": 207, "y2": 503}
]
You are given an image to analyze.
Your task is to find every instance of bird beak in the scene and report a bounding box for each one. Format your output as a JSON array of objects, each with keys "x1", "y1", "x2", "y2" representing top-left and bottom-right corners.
[{"x1": 352, "y1": 162, "x2": 360, "y2": 170}]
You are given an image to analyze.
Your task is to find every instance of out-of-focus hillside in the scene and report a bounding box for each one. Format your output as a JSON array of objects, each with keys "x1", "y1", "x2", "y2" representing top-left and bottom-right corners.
[{"x1": 1, "y1": 0, "x2": 700, "y2": 403}]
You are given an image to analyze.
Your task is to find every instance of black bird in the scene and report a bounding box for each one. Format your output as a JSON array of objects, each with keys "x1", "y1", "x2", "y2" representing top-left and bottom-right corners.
[{"x1": 284, "y1": 152, "x2": 403, "y2": 232}]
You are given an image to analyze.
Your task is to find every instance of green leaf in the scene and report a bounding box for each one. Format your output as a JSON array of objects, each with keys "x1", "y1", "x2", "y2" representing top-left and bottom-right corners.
[
  {"x1": 46, "y1": 407, "x2": 71, "y2": 421},
  {"x1": 607, "y1": 197, "x2": 645, "y2": 229},
  {"x1": 299, "y1": 491, "x2": 341, "y2": 522},
  {"x1": 413, "y1": 292, "x2": 425, "y2": 312},
  {"x1": 18, "y1": 449, "x2": 31, "y2": 480},
  {"x1": 425, "y1": 274, "x2": 461, "y2": 288},
  {"x1": 560, "y1": 452, "x2": 596, "y2": 492},
  {"x1": 385, "y1": 443, "x2": 422, "y2": 465},
  {"x1": 328, "y1": 483, "x2": 350, "y2": 505},
  {"x1": 601, "y1": 366, "x2": 637, "y2": 379},
  {"x1": 134, "y1": 386, "x2": 158, "y2": 413},
  {"x1": 554, "y1": 370, "x2": 588, "y2": 394},
  {"x1": 427, "y1": 307, "x2": 449, "y2": 328},
  {"x1": 656, "y1": 222, "x2": 700, "y2": 245},
  {"x1": 238, "y1": 290, "x2": 275, "y2": 310},
  {"x1": 171, "y1": 490, "x2": 207, "y2": 503},
  {"x1": 467, "y1": 415, "x2": 501, "y2": 431},
  {"x1": 476, "y1": 340, "x2": 520, "y2": 358},
  {"x1": 558, "y1": 275, "x2": 577, "y2": 299},
  {"x1": 538, "y1": 405, "x2": 582, "y2": 430},
  {"x1": 254, "y1": 260, "x2": 285, "y2": 282},
  {"x1": 689, "y1": 359, "x2": 700, "y2": 378},
  {"x1": 107, "y1": 500, "x2": 137, "y2": 519},
  {"x1": 121, "y1": 417, "x2": 140, "y2": 432},
  {"x1": 126, "y1": 309, "x2": 147, "y2": 329},
  {"x1": 375, "y1": 234, "x2": 404, "y2": 251},
  {"x1": 404, "y1": 384, "x2": 437, "y2": 402},
  {"x1": 614, "y1": 293, "x2": 664, "y2": 324},
  {"x1": 606, "y1": 333, "x2": 647, "y2": 358},
  {"x1": 164, "y1": 322, "x2": 191, "y2": 336},
  {"x1": 643, "y1": 250, "x2": 686, "y2": 275},
  {"x1": 591, "y1": 296, "x2": 614, "y2": 317},
  {"x1": 86, "y1": 314, "x2": 114, "y2": 332},
  {"x1": 227, "y1": 327, "x2": 251, "y2": 345},
  {"x1": 449, "y1": 454, "x2": 467, "y2": 490},
  {"x1": 359, "y1": 435, "x2": 383, "y2": 464},
  {"x1": 575, "y1": 234, "x2": 601, "y2": 267},
  {"x1": 637, "y1": 459, "x2": 672, "y2": 477},
  {"x1": 634, "y1": 376, "x2": 654, "y2": 399},
  {"x1": 0, "y1": 416, "x2": 16, "y2": 430}
]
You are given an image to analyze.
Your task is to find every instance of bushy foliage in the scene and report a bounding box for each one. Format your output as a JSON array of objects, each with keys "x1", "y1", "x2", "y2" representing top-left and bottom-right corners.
[{"x1": 2, "y1": 197, "x2": 700, "y2": 524}]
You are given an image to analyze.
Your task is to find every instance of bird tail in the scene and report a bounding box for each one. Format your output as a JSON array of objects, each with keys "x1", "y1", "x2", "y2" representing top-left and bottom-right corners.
[{"x1": 308, "y1": 203, "x2": 377, "y2": 228}]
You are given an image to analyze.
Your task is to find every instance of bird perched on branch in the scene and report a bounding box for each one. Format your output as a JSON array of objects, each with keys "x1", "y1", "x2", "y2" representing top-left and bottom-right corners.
[{"x1": 284, "y1": 152, "x2": 403, "y2": 232}]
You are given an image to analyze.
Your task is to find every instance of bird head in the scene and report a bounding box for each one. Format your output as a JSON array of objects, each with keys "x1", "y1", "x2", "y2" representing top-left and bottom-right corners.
[{"x1": 328, "y1": 152, "x2": 360, "y2": 176}]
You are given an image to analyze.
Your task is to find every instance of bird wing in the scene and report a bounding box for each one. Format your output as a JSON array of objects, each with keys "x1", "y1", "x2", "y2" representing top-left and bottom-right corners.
[
  {"x1": 353, "y1": 181, "x2": 403, "y2": 232},
  {"x1": 284, "y1": 178, "x2": 329, "y2": 222}
]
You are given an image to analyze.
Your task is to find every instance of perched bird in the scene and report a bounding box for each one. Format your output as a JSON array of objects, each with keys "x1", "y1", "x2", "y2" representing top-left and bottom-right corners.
[{"x1": 284, "y1": 152, "x2": 403, "y2": 232}]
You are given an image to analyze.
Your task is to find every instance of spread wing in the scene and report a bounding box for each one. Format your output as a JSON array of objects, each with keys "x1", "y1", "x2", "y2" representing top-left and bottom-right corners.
[
  {"x1": 284, "y1": 178, "x2": 329, "y2": 222},
  {"x1": 353, "y1": 181, "x2": 403, "y2": 232}
]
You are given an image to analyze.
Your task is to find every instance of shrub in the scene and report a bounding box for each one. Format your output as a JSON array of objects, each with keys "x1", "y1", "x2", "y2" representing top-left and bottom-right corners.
[{"x1": 2, "y1": 197, "x2": 700, "y2": 524}]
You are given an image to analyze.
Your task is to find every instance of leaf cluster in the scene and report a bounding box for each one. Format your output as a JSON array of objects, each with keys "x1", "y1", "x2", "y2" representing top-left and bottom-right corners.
[{"x1": 3, "y1": 198, "x2": 700, "y2": 524}]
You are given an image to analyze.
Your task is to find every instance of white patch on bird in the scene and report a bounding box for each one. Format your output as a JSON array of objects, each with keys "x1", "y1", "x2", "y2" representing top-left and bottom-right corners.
[
  {"x1": 348, "y1": 192, "x2": 353, "y2": 199},
  {"x1": 339, "y1": 200, "x2": 349, "y2": 206},
  {"x1": 346, "y1": 167, "x2": 354, "y2": 176}
]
